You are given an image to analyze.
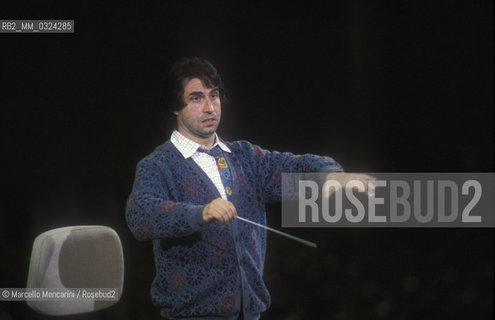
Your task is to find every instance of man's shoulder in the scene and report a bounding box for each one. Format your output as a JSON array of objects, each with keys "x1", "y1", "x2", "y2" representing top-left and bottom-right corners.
[
  {"x1": 225, "y1": 140, "x2": 267, "y2": 157},
  {"x1": 221, "y1": 140, "x2": 271, "y2": 162},
  {"x1": 137, "y1": 140, "x2": 177, "y2": 166},
  {"x1": 223, "y1": 139, "x2": 254, "y2": 153}
]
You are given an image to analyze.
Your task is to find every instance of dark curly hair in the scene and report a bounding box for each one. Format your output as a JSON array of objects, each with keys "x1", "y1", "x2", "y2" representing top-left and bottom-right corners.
[{"x1": 163, "y1": 57, "x2": 227, "y2": 115}]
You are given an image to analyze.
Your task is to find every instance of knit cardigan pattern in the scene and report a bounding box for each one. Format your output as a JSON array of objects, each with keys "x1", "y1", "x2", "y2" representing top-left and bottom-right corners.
[{"x1": 126, "y1": 139, "x2": 343, "y2": 319}]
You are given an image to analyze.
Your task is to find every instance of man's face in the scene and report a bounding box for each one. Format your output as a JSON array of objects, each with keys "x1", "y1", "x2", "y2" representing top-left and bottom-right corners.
[{"x1": 174, "y1": 78, "x2": 222, "y2": 143}]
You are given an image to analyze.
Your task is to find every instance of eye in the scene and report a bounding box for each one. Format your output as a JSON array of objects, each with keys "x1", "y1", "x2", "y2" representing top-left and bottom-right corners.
[
  {"x1": 191, "y1": 96, "x2": 202, "y2": 102},
  {"x1": 210, "y1": 92, "x2": 219, "y2": 99}
]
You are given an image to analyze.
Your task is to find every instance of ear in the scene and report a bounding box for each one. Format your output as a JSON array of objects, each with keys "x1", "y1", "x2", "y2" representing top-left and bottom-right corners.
[{"x1": 173, "y1": 111, "x2": 179, "y2": 116}]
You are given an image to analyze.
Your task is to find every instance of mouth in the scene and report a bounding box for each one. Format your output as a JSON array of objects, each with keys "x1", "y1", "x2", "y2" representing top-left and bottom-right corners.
[{"x1": 202, "y1": 117, "x2": 217, "y2": 125}]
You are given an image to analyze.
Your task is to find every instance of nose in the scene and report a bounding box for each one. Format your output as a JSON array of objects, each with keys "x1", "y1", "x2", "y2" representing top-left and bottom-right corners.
[{"x1": 203, "y1": 97, "x2": 215, "y2": 113}]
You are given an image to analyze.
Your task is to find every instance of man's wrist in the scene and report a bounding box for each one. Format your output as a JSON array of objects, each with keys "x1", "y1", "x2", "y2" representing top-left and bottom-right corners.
[{"x1": 198, "y1": 205, "x2": 207, "y2": 226}]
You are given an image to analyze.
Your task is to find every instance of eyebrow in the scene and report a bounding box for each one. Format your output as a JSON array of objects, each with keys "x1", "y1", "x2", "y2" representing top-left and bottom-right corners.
[{"x1": 187, "y1": 87, "x2": 219, "y2": 98}]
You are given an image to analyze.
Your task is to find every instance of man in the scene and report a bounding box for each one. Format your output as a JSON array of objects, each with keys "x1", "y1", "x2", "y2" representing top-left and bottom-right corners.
[{"x1": 126, "y1": 57, "x2": 368, "y2": 319}]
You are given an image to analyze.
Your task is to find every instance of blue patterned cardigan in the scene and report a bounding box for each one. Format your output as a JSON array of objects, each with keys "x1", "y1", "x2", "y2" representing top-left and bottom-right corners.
[{"x1": 125, "y1": 139, "x2": 343, "y2": 319}]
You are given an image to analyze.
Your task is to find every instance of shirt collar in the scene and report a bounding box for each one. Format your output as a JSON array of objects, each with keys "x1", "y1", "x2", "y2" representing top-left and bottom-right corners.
[{"x1": 171, "y1": 130, "x2": 231, "y2": 159}]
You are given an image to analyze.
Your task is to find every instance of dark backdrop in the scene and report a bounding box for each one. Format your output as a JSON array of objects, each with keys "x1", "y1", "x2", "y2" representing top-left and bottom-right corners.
[{"x1": 0, "y1": 1, "x2": 493, "y2": 319}]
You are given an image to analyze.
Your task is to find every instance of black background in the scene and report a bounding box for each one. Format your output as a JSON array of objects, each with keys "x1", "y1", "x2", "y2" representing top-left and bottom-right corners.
[{"x1": 0, "y1": 1, "x2": 493, "y2": 319}]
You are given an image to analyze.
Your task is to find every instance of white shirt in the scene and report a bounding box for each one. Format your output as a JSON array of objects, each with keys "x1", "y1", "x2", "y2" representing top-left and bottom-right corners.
[{"x1": 170, "y1": 130, "x2": 231, "y2": 200}]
